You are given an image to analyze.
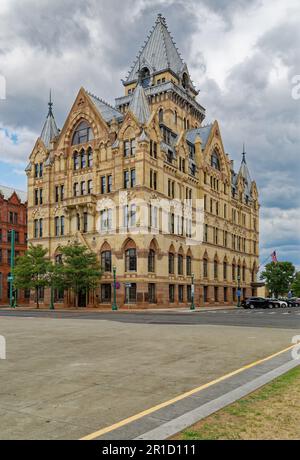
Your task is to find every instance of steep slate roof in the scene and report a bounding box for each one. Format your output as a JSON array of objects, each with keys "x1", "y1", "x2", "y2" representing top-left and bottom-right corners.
[
  {"x1": 128, "y1": 81, "x2": 150, "y2": 124},
  {"x1": 239, "y1": 149, "x2": 252, "y2": 196},
  {"x1": 186, "y1": 124, "x2": 213, "y2": 148},
  {"x1": 40, "y1": 92, "x2": 59, "y2": 149},
  {"x1": 87, "y1": 92, "x2": 123, "y2": 123},
  {"x1": 0, "y1": 185, "x2": 27, "y2": 203},
  {"x1": 126, "y1": 14, "x2": 185, "y2": 83}
]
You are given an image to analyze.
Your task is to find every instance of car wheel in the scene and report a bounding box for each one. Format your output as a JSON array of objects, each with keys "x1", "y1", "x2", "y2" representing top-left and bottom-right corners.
[
  {"x1": 269, "y1": 303, "x2": 273, "y2": 309},
  {"x1": 249, "y1": 304, "x2": 255, "y2": 309}
]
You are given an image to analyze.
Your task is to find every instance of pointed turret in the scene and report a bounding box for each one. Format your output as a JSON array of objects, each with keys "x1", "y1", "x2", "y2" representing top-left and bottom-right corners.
[
  {"x1": 125, "y1": 14, "x2": 197, "y2": 94},
  {"x1": 128, "y1": 76, "x2": 150, "y2": 124},
  {"x1": 238, "y1": 144, "x2": 252, "y2": 196},
  {"x1": 40, "y1": 91, "x2": 59, "y2": 149}
]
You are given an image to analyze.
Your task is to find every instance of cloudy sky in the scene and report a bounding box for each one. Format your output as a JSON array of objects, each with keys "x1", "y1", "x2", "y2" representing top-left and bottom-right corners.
[{"x1": 0, "y1": 0, "x2": 299, "y2": 267}]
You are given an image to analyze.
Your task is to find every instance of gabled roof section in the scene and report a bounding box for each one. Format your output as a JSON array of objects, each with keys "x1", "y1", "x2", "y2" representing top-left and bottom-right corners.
[
  {"x1": 128, "y1": 81, "x2": 150, "y2": 124},
  {"x1": 87, "y1": 92, "x2": 123, "y2": 123},
  {"x1": 126, "y1": 14, "x2": 185, "y2": 84},
  {"x1": 40, "y1": 91, "x2": 59, "y2": 149},
  {"x1": 0, "y1": 185, "x2": 27, "y2": 203},
  {"x1": 186, "y1": 124, "x2": 213, "y2": 148}
]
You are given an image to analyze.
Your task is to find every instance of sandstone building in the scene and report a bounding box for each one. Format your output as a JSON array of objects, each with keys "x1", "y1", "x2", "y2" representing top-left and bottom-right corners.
[{"x1": 26, "y1": 14, "x2": 259, "y2": 308}]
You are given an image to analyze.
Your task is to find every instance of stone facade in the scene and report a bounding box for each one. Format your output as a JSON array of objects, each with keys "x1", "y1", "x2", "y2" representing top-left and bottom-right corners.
[
  {"x1": 0, "y1": 186, "x2": 28, "y2": 305},
  {"x1": 26, "y1": 14, "x2": 259, "y2": 309}
]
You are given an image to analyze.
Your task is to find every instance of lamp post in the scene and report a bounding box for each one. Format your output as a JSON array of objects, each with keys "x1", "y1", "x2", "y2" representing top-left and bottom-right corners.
[
  {"x1": 9, "y1": 229, "x2": 16, "y2": 308},
  {"x1": 49, "y1": 283, "x2": 55, "y2": 310},
  {"x1": 112, "y1": 266, "x2": 118, "y2": 311},
  {"x1": 237, "y1": 275, "x2": 241, "y2": 308},
  {"x1": 190, "y1": 273, "x2": 195, "y2": 310}
]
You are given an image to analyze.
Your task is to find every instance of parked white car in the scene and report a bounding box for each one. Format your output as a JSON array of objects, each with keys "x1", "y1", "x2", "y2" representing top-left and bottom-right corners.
[{"x1": 267, "y1": 298, "x2": 288, "y2": 308}]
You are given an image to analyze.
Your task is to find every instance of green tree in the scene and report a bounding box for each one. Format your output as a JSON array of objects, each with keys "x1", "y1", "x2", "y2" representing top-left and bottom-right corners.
[
  {"x1": 13, "y1": 244, "x2": 53, "y2": 309},
  {"x1": 260, "y1": 261, "x2": 296, "y2": 297},
  {"x1": 60, "y1": 242, "x2": 102, "y2": 307},
  {"x1": 292, "y1": 272, "x2": 300, "y2": 297}
]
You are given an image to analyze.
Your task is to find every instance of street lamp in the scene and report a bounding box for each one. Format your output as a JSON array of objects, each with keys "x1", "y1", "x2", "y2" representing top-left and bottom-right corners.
[
  {"x1": 190, "y1": 273, "x2": 195, "y2": 310},
  {"x1": 9, "y1": 229, "x2": 16, "y2": 308},
  {"x1": 112, "y1": 266, "x2": 118, "y2": 311},
  {"x1": 237, "y1": 275, "x2": 241, "y2": 308}
]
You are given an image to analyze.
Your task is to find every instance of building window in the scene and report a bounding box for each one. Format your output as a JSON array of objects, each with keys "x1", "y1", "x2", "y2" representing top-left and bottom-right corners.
[
  {"x1": 87, "y1": 180, "x2": 93, "y2": 194},
  {"x1": 168, "y1": 253, "x2": 175, "y2": 274},
  {"x1": 101, "y1": 176, "x2": 106, "y2": 194},
  {"x1": 76, "y1": 214, "x2": 80, "y2": 231},
  {"x1": 150, "y1": 140, "x2": 157, "y2": 158},
  {"x1": 169, "y1": 284, "x2": 175, "y2": 303},
  {"x1": 186, "y1": 256, "x2": 192, "y2": 276},
  {"x1": 125, "y1": 249, "x2": 137, "y2": 272},
  {"x1": 101, "y1": 251, "x2": 112, "y2": 272},
  {"x1": 100, "y1": 209, "x2": 112, "y2": 232},
  {"x1": 178, "y1": 254, "x2": 184, "y2": 275},
  {"x1": 214, "y1": 260, "x2": 218, "y2": 279},
  {"x1": 232, "y1": 264, "x2": 236, "y2": 281},
  {"x1": 73, "y1": 182, "x2": 79, "y2": 197},
  {"x1": 34, "y1": 220, "x2": 38, "y2": 238},
  {"x1": 124, "y1": 171, "x2": 129, "y2": 189},
  {"x1": 214, "y1": 286, "x2": 219, "y2": 302},
  {"x1": 39, "y1": 219, "x2": 43, "y2": 238},
  {"x1": 107, "y1": 175, "x2": 112, "y2": 193},
  {"x1": 203, "y1": 258, "x2": 208, "y2": 278},
  {"x1": 60, "y1": 216, "x2": 65, "y2": 236},
  {"x1": 87, "y1": 147, "x2": 93, "y2": 168},
  {"x1": 80, "y1": 181, "x2": 86, "y2": 195},
  {"x1": 124, "y1": 139, "x2": 136, "y2": 157},
  {"x1": 203, "y1": 286, "x2": 208, "y2": 303},
  {"x1": 223, "y1": 262, "x2": 227, "y2": 280},
  {"x1": 131, "y1": 169, "x2": 136, "y2": 187},
  {"x1": 125, "y1": 283, "x2": 137, "y2": 304},
  {"x1": 73, "y1": 152, "x2": 79, "y2": 170},
  {"x1": 150, "y1": 170, "x2": 157, "y2": 190},
  {"x1": 80, "y1": 149, "x2": 86, "y2": 168},
  {"x1": 178, "y1": 285, "x2": 184, "y2": 303},
  {"x1": 34, "y1": 189, "x2": 39, "y2": 206},
  {"x1": 211, "y1": 150, "x2": 221, "y2": 170},
  {"x1": 101, "y1": 284, "x2": 112, "y2": 303},
  {"x1": 224, "y1": 287, "x2": 228, "y2": 302},
  {"x1": 159, "y1": 108, "x2": 164, "y2": 123},
  {"x1": 148, "y1": 249, "x2": 155, "y2": 273},
  {"x1": 148, "y1": 283, "x2": 156, "y2": 303},
  {"x1": 55, "y1": 217, "x2": 59, "y2": 237},
  {"x1": 83, "y1": 212, "x2": 88, "y2": 233},
  {"x1": 72, "y1": 121, "x2": 94, "y2": 145}
]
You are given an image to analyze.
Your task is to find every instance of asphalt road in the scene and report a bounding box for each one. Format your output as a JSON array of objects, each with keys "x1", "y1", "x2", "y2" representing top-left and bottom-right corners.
[{"x1": 1, "y1": 307, "x2": 300, "y2": 329}]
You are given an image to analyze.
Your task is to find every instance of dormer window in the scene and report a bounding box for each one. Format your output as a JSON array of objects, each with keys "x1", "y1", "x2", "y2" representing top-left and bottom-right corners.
[
  {"x1": 211, "y1": 150, "x2": 221, "y2": 171},
  {"x1": 141, "y1": 67, "x2": 150, "y2": 88},
  {"x1": 72, "y1": 121, "x2": 94, "y2": 146},
  {"x1": 182, "y1": 72, "x2": 189, "y2": 89}
]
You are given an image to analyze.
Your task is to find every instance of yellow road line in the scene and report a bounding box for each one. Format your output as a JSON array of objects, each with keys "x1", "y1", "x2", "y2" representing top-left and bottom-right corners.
[{"x1": 80, "y1": 344, "x2": 296, "y2": 440}]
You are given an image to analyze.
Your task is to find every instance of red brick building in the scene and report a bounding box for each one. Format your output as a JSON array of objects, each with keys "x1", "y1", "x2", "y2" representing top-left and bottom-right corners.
[{"x1": 0, "y1": 186, "x2": 28, "y2": 305}]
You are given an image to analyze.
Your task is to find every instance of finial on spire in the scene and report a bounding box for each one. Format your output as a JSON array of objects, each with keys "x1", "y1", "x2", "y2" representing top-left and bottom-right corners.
[
  {"x1": 242, "y1": 143, "x2": 246, "y2": 163},
  {"x1": 156, "y1": 13, "x2": 166, "y2": 25},
  {"x1": 48, "y1": 89, "x2": 53, "y2": 116}
]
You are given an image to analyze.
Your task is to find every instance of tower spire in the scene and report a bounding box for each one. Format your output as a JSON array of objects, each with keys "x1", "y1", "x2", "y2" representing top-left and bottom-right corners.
[
  {"x1": 242, "y1": 143, "x2": 246, "y2": 163},
  {"x1": 40, "y1": 91, "x2": 59, "y2": 149}
]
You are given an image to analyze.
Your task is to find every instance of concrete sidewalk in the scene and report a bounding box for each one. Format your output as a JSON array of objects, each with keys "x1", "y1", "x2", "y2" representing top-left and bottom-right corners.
[{"x1": 0, "y1": 305, "x2": 237, "y2": 313}]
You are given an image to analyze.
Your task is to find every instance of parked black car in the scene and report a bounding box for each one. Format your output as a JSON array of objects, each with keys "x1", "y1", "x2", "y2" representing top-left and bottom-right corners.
[
  {"x1": 285, "y1": 298, "x2": 300, "y2": 307},
  {"x1": 241, "y1": 297, "x2": 269, "y2": 309}
]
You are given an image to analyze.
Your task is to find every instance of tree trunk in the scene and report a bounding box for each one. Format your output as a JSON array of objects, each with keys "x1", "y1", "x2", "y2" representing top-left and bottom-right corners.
[{"x1": 36, "y1": 287, "x2": 39, "y2": 309}]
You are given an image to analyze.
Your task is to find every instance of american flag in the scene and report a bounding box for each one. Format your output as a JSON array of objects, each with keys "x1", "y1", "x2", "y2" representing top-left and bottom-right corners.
[{"x1": 271, "y1": 251, "x2": 278, "y2": 263}]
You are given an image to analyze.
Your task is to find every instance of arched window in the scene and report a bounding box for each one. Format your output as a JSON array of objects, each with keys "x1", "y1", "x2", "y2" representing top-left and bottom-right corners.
[
  {"x1": 232, "y1": 264, "x2": 236, "y2": 281},
  {"x1": 76, "y1": 213, "x2": 80, "y2": 231},
  {"x1": 168, "y1": 252, "x2": 175, "y2": 274},
  {"x1": 73, "y1": 151, "x2": 79, "y2": 170},
  {"x1": 125, "y1": 248, "x2": 137, "y2": 272},
  {"x1": 214, "y1": 259, "x2": 218, "y2": 279},
  {"x1": 80, "y1": 149, "x2": 86, "y2": 168},
  {"x1": 178, "y1": 253, "x2": 184, "y2": 275},
  {"x1": 203, "y1": 258, "x2": 208, "y2": 278},
  {"x1": 211, "y1": 150, "x2": 221, "y2": 171},
  {"x1": 101, "y1": 251, "x2": 112, "y2": 272},
  {"x1": 87, "y1": 147, "x2": 93, "y2": 168},
  {"x1": 186, "y1": 255, "x2": 192, "y2": 276},
  {"x1": 148, "y1": 249, "x2": 155, "y2": 273},
  {"x1": 159, "y1": 108, "x2": 164, "y2": 124},
  {"x1": 223, "y1": 261, "x2": 227, "y2": 280},
  {"x1": 72, "y1": 121, "x2": 94, "y2": 146},
  {"x1": 141, "y1": 67, "x2": 150, "y2": 88}
]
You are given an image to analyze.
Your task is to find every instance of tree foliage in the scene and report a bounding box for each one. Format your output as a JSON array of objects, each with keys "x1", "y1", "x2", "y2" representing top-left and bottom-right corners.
[
  {"x1": 59, "y1": 242, "x2": 102, "y2": 307},
  {"x1": 260, "y1": 261, "x2": 296, "y2": 297},
  {"x1": 13, "y1": 244, "x2": 52, "y2": 308},
  {"x1": 292, "y1": 272, "x2": 300, "y2": 297}
]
